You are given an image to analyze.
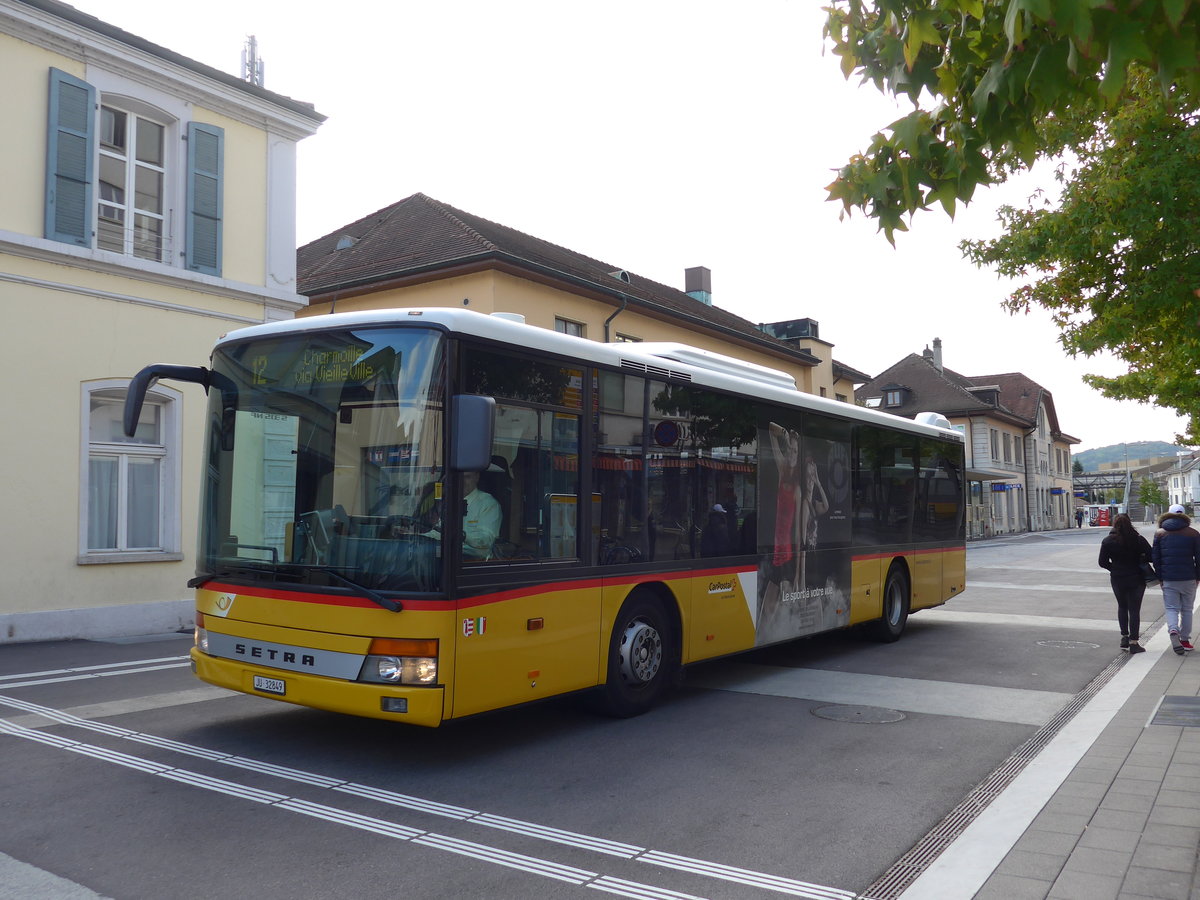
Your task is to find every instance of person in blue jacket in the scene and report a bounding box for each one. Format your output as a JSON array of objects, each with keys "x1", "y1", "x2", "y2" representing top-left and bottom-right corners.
[{"x1": 1152, "y1": 504, "x2": 1200, "y2": 655}]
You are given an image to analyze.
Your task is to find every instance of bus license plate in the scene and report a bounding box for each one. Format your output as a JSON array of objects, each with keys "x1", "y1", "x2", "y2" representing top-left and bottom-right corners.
[{"x1": 253, "y1": 675, "x2": 286, "y2": 695}]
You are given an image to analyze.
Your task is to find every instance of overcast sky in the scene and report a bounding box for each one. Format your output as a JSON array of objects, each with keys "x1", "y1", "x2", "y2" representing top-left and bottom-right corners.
[{"x1": 78, "y1": 0, "x2": 1190, "y2": 452}]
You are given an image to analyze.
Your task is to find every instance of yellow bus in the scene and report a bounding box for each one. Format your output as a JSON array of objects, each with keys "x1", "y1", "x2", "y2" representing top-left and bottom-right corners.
[{"x1": 125, "y1": 308, "x2": 966, "y2": 726}]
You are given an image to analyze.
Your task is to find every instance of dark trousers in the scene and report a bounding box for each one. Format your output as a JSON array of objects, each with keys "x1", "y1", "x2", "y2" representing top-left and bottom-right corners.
[{"x1": 1110, "y1": 574, "x2": 1146, "y2": 638}]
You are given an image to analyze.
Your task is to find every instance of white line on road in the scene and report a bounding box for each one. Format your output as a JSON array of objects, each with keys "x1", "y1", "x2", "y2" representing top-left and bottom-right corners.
[
  {"x1": 0, "y1": 662, "x2": 190, "y2": 689},
  {"x1": 689, "y1": 664, "x2": 1073, "y2": 726},
  {"x1": 966, "y1": 581, "x2": 1112, "y2": 594},
  {"x1": 919, "y1": 610, "x2": 1114, "y2": 631},
  {"x1": 0, "y1": 656, "x2": 188, "y2": 682},
  {"x1": 0, "y1": 694, "x2": 853, "y2": 899}
]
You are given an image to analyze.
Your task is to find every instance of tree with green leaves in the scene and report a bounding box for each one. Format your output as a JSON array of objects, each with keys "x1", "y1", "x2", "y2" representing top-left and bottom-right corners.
[
  {"x1": 824, "y1": 1, "x2": 1200, "y2": 441},
  {"x1": 1139, "y1": 477, "x2": 1168, "y2": 517},
  {"x1": 962, "y1": 71, "x2": 1200, "y2": 440},
  {"x1": 824, "y1": 0, "x2": 1200, "y2": 238}
]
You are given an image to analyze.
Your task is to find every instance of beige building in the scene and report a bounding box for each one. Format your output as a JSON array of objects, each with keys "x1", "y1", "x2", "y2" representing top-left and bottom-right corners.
[
  {"x1": 295, "y1": 193, "x2": 867, "y2": 403},
  {"x1": 0, "y1": 0, "x2": 322, "y2": 641},
  {"x1": 857, "y1": 340, "x2": 1079, "y2": 538}
]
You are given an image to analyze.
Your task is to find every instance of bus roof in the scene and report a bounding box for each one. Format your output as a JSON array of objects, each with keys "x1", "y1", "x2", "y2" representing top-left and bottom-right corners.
[{"x1": 217, "y1": 308, "x2": 963, "y2": 442}]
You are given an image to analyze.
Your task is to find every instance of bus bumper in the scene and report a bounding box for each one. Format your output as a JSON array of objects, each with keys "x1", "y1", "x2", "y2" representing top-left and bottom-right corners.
[{"x1": 191, "y1": 648, "x2": 446, "y2": 726}]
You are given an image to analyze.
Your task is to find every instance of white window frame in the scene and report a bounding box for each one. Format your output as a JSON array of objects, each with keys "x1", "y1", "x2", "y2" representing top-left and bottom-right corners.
[
  {"x1": 96, "y1": 99, "x2": 171, "y2": 262},
  {"x1": 79, "y1": 379, "x2": 183, "y2": 564},
  {"x1": 555, "y1": 317, "x2": 585, "y2": 338},
  {"x1": 85, "y1": 72, "x2": 187, "y2": 269}
]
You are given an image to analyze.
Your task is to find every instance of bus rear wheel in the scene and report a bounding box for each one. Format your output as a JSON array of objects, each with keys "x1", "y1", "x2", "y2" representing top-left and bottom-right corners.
[
  {"x1": 597, "y1": 593, "x2": 674, "y2": 718},
  {"x1": 869, "y1": 565, "x2": 909, "y2": 643}
]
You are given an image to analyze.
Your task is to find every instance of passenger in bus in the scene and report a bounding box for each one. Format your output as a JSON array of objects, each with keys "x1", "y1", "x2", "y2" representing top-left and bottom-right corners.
[
  {"x1": 421, "y1": 469, "x2": 502, "y2": 560},
  {"x1": 700, "y1": 504, "x2": 731, "y2": 557}
]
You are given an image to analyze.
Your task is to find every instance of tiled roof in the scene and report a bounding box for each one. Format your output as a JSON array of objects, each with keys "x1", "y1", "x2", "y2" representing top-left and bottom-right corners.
[
  {"x1": 296, "y1": 193, "x2": 821, "y2": 365},
  {"x1": 857, "y1": 354, "x2": 1079, "y2": 442},
  {"x1": 858, "y1": 354, "x2": 1019, "y2": 421}
]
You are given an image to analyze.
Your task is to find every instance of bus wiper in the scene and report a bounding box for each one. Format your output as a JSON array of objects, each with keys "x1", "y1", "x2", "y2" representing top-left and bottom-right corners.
[
  {"x1": 288, "y1": 564, "x2": 403, "y2": 613},
  {"x1": 187, "y1": 562, "x2": 276, "y2": 589}
]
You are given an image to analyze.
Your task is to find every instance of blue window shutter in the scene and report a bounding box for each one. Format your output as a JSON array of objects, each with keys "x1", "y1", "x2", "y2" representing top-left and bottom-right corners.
[
  {"x1": 186, "y1": 122, "x2": 223, "y2": 275},
  {"x1": 45, "y1": 68, "x2": 96, "y2": 246}
]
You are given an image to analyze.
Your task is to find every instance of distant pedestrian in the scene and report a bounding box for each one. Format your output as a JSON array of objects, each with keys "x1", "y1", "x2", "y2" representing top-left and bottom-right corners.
[
  {"x1": 1076, "y1": 509, "x2": 1084, "y2": 528},
  {"x1": 1151, "y1": 504, "x2": 1200, "y2": 655},
  {"x1": 1098, "y1": 514, "x2": 1153, "y2": 653}
]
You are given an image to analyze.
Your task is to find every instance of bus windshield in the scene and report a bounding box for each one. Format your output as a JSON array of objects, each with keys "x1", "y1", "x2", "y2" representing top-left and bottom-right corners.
[{"x1": 200, "y1": 326, "x2": 446, "y2": 593}]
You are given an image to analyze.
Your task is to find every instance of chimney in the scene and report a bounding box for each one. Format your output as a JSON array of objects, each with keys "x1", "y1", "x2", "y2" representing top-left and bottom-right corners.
[
  {"x1": 685, "y1": 266, "x2": 712, "y2": 306},
  {"x1": 932, "y1": 337, "x2": 943, "y2": 371}
]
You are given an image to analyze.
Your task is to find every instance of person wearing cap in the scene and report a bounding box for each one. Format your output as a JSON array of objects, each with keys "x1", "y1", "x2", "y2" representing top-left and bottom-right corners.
[{"x1": 1152, "y1": 504, "x2": 1200, "y2": 654}]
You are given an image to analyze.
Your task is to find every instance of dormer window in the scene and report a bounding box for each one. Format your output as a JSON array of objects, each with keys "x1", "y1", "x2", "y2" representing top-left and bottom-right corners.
[{"x1": 885, "y1": 390, "x2": 902, "y2": 407}]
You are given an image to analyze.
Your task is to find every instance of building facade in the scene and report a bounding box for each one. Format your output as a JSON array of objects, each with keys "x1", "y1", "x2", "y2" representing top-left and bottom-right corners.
[
  {"x1": 295, "y1": 193, "x2": 867, "y2": 403},
  {"x1": 857, "y1": 340, "x2": 1079, "y2": 538},
  {"x1": 0, "y1": 0, "x2": 322, "y2": 641}
]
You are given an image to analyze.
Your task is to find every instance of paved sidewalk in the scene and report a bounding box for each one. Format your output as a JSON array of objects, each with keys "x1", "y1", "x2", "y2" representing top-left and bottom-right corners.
[
  {"x1": 893, "y1": 611, "x2": 1200, "y2": 899},
  {"x1": 974, "y1": 633, "x2": 1200, "y2": 900}
]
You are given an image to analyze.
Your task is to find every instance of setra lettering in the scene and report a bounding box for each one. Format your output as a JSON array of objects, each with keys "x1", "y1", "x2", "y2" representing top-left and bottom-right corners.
[{"x1": 232, "y1": 643, "x2": 315, "y2": 667}]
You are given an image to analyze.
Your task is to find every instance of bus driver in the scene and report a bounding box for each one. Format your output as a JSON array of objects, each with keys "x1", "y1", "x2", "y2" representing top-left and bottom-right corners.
[{"x1": 422, "y1": 470, "x2": 501, "y2": 560}]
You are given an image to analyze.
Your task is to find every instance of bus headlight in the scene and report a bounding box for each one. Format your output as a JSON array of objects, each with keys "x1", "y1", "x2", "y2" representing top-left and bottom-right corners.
[
  {"x1": 367, "y1": 655, "x2": 438, "y2": 684},
  {"x1": 359, "y1": 639, "x2": 439, "y2": 685},
  {"x1": 194, "y1": 614, "x2": 209, "y2": 653}
]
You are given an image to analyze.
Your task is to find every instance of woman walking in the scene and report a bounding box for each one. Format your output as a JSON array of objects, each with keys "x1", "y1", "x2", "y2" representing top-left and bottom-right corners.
[{"x1": 1098, "y1": 514, "x2": 1153, "y2": 653}]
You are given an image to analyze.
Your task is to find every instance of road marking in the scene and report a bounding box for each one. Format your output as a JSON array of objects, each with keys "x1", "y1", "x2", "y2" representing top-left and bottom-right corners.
[
  {"x1": 966, "y1": 581, "x2": 1112, "y2": 594},
  {"x1": 972, "y1": 566, "x2": 1104, "y2": 575},
  {"x1": 0, "y1": 662, "x2": 190, "y2": 689},
  {"x1": 4, "y1": 687, "x2": 233, "y2": 730},
  {"x1": 919, "y1": 610, "x2": 1114, "y2": 631},
  {"x1": 0, "y1": 695, "x2": 853, "y2": 899},
  {"x1": 689, "y1": 664, "x2": 1073, "y2": 726},
  {"x1": 0, "y1": 850, "x2": 112, "y2": 900},
  {"x1": 0, "y1": 656, "x2": 188, "y2": 682}
]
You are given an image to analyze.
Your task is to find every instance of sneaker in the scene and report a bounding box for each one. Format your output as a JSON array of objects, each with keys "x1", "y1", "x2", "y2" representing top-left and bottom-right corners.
[
  {"x1": 1129, "y1": 641, "x2": 1146, "y2": 654},
  {"x1": 1171, "y1": 631, "x2": 1184, "y2": 655},
  {"x1": 1182, "y1": 639, "x2": 1195, "y2": 652},
  {"x1": 1120, "y1": 635, "x2": 1130, "y2": 649}
]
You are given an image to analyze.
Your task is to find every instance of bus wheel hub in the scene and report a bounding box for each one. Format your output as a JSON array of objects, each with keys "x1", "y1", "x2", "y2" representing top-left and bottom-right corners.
[{"x1": 619, "y1": 620, "x2": 662, "y2": 684}]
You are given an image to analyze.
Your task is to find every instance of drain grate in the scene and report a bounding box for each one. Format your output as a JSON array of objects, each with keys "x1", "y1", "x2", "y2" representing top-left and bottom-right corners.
[
  {"x1": 856, "y1": 621, "x2": 1148, "y2": 900},
  {"x1": 1152, "y1": 696, "x2": 1200, "y2": 727}
]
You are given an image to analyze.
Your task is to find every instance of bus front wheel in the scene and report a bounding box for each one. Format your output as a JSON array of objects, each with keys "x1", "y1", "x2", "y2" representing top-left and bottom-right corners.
[
  {"x1": 869, "y1": 565, "x2": 909, "y2": 643},
  {"x1": 597, "y1": 594, "x2": 675, "y2": 717}
]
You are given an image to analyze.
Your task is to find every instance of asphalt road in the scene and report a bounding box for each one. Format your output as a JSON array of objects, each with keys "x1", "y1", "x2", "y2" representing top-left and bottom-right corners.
[{"x1": 0, "y1": 525, "x2": 1141, "y2": 900}]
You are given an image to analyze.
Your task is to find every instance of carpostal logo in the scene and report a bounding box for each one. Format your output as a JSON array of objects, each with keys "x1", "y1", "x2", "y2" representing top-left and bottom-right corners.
[
  {"x1": 707, "y1": 580, "x2": 735, "y2": 595},
  {"x1": 209, "y1": 593, "x2": 235, "y2": 617},
  {"x1": 462, "y1": 616, "x2": 487, "y2": 637}
]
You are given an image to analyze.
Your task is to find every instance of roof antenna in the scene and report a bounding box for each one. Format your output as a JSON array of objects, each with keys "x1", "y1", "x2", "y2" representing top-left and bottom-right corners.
[{"x1": 241, "y1": 35, "x2": 265, "y2": 87}]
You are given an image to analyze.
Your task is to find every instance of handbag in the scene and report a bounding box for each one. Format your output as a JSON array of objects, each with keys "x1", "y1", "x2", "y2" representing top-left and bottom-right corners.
[{"x1": 1140, "y1": 561, "x2": 1160, "y2": 584}]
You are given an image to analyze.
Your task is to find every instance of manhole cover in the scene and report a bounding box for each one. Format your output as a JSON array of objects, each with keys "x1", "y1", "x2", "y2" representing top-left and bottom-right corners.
[
  {"x1": 812, "y1": 705, "x2": 906, "y2": 724},
  {"x1": 1037, "y1": 640, "x2": 1101, "y2": 649}
]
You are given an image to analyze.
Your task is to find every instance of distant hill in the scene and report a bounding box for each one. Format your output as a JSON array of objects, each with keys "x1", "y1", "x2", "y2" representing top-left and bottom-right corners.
[{"x1": 1075, "y1": 441, "x2": 1193, "y2": 471}]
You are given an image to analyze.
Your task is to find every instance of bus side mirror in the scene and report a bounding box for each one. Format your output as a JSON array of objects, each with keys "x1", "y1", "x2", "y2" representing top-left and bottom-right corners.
[
  {"x1": 450, "y1": 394, "x2": 495, "y2": 472},
  {"x1": 123, "y1": 364, "x2": 238, "y2": 451},
  {"x1": 124, "y1": 365, "x2": 214, "y2": 436}
]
